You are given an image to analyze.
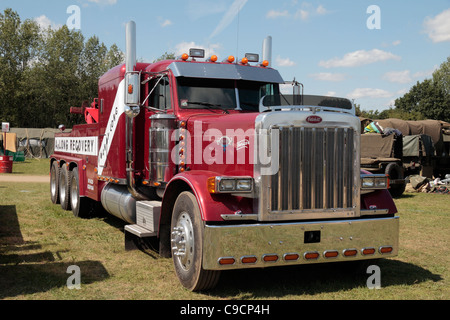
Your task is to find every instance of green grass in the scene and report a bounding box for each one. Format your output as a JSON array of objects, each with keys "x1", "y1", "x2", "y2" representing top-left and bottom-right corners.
[
  {"x1": 0, "y1": 179, "x2": 448, "y2": 300},
  {"x1": 0, "y1": 158, "x2": 50, "y2": 176}
]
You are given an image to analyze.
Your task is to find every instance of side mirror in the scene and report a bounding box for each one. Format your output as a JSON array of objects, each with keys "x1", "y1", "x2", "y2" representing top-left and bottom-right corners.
[{"x1": 124, "y1": 72, "x2": 140, "y2": 118}]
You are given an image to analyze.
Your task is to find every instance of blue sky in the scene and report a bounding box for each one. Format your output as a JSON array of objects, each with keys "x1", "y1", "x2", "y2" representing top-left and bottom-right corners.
[{"x1": 2, "y1": 0, "x2": 449, "y2": 112}]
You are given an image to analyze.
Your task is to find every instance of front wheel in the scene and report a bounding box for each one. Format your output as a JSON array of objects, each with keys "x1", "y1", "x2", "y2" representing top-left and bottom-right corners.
[{"x1": 171, "y1": 191, "x2": 220, "y2": 291}]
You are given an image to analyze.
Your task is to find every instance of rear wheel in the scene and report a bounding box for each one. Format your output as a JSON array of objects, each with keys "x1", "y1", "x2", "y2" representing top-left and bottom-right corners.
[
  {"x1": 59, "y1": 165, "x2": 71, "y2": 210},
  {"x1": 70, "y1": 167, "x2": 93, "y2": 218},
  {"x1": 171, "y1": 191, "x2": 220, "y2": 291},
  {"x1": 50, "y1": 161, "x2": 60, "y2": 204}
]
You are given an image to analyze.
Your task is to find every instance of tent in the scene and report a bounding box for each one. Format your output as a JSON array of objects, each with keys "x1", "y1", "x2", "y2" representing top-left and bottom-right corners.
[{"x1": 0, "y1": 128, "x2": 71, "y2": 159}]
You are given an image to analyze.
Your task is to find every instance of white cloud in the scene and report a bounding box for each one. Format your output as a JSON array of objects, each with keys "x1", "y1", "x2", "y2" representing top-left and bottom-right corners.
[
  {"x1": 347, "y1": 88, "x2": 393, "y2": 100},
  {"x1": 423, "y1": 8, "x2": 450, "y2": 43},
  {"x1": 413, "y1": 65, "x2": 438, "y2": 79},
  {"x1": 319, "y1": 49, "x2": 401, "y2": 68},
  {"x1": 275, "y1": 56, "x2": 296, "y2": 67},
  {"x1": 160, "y1": 19, "x2": 172, "y2": 27},
  {"x1": 392, "y1": 40, "x2": 401, "y2": 46},
  {"x1": 295, "y1": 9, "x2": 309, "y2": 21},
  {"x1": 325, "y1": 91, "x2": 337, "y2": 97},
  {"x1": 173, "y1": 41, "x2": 222, "y2": 58},
  {"x1": 34, "y1": 15, "x2": 62, "y2": 30},
  {"x1": 266, "y1": 10, "x2": 290, "y2": 19},
  {"x1": 310, "y1": 72, "x2": 346, "y2": 82},
  {"x1": 209, "y1": 0, "x2": 248, "y2": 39},
  {"x1": 266, "y1": 4, "x2": 329, "y2": 21},
  {"x1": 316, "y1": 5, "x2": 328, "y2": 15},
  {"x1": 383, "y1": 70, "x2": 412, "y2": 84},
  {"x1": 86, "y1": 0, "x2": 117, "y2": 5}
]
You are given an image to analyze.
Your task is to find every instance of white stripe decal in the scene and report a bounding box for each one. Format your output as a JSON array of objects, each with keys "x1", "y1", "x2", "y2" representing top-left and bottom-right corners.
[{"x1": 98, "y1": 79, "x2": 125, "y2": 175}]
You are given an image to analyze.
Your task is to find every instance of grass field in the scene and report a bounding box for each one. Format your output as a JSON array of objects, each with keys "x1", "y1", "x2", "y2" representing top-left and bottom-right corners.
[{"x1": 0, "y1": 159, "x2": 448, "y2": 300}]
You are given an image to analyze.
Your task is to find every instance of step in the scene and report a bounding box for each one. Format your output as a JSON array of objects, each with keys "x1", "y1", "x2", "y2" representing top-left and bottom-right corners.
[{"x1": 125, "y1": 224, "x2": 157, "y2": 238}]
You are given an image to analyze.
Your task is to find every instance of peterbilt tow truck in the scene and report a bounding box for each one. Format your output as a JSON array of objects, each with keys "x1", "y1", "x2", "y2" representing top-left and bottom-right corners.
[{"x1": 50, "y1": 21, "x2": 399, "y2": 291}]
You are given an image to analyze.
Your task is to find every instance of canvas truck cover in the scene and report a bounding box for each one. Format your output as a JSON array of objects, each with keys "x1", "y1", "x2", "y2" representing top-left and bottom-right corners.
[{"x1": 361, "y1": 134, "x2": 396, "y2": 159}]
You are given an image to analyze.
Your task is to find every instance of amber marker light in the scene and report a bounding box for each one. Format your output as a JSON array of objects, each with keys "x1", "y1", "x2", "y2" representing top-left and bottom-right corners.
[
  {"x1": 304, "y1": 251, "x2": 320, "y2": 260},
  {"x1": 261, "y1": 60, "x2": 269, "y2": 67},
  {"x1": 210, "y1": 55, "x2": 218, "y2": 62},
  {"x1": 379, "y1": 246, "x2": 393, "y2": 254},
  {"x1": 181, "y1": 53, "x2": 189, "y2": 61},
  {"x1": 263, "y1": 254, "x2": 279, "y2": 262},
  {"x1": 362, "y1": 248, "x2": 376, "y2": 255},
  {"x1": 241, "y1": 57, "x2": 248, "y2": 65},
  {"x1": 128, "y1": 84, "x2": 133, "y2": 94},
  {"x1": 241, "y1": 256, "x2": 257, "y2": 264},
  {"x1": 227, "y1": 56, "x2": 235, "y2": 63},
  {"x1": 343, "y1": 249, "x2": 358, "y2": 257},
  {"x1": 324, "y1": 250, "x2": 339, "y2": 258},
  {"x1": 218, "y1": 257, "x2": 235, "y2": 265},
  {"x1": 207, "y1": 177, "x2": 216, "y2": 193},
  {"x1": 283, "y1": 253, "x2": 299, "y2": 261}
]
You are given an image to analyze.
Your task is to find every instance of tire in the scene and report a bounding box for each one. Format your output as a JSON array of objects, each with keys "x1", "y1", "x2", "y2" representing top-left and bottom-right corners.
[
  {"x1": 50, "y1": 161, "x2": 60, "y2": 204},
  {"x1": 385, "y1": 162, "x2": 405, "y2": 198},
  {"x1": 70, "y1": 167, "x2": 93, "y2": 218},
  {"x1": 59, "y1": 164, "x2": 71, "y2": 210},
  {"x1": 171, "y1": 191, "x2": 220, "y2": 291}
]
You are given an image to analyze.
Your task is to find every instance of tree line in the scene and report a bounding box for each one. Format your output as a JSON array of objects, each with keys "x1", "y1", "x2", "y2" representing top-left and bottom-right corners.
[
  {"x1": 0, "y1": 8, "x2": 124, "y2": 128},
  {"x1": 357, "y1": 56, "x2": 450, "y2": 123},
  {"x1": 1, "y1": 8, "x2": 448, "y2": 128}
]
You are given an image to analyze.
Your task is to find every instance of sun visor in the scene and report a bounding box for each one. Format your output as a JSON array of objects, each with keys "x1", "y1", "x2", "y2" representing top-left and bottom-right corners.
[{"x1": 168, "y1": 61, "x2": 285, "y2": 84}]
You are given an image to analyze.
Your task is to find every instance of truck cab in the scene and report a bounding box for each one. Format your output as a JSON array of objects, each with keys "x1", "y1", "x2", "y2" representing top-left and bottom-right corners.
[{"x1": 50, "y1": 21, "x2": 399, "y2": 291}]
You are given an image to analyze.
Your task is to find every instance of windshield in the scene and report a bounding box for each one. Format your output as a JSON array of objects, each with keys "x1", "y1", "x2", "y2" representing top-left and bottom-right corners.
[{"x1": 177, "y1": 77, "x2": 279, "y2": 112}]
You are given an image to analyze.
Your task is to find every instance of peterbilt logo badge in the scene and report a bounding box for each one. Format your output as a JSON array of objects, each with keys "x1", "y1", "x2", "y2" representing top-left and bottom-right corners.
[{"x1": 306, "y1": 116, "x2": 322, "y2": 124}]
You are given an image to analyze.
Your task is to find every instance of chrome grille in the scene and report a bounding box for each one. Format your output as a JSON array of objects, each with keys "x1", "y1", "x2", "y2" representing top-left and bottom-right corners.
[{"x1": 269, "y1": 126, "x2": 355, "y2": 213}]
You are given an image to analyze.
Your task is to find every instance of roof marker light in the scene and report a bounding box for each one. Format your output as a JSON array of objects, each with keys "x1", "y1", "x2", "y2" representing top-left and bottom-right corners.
[
  {"x1": 226, "y1": 56, "x2": 235, "y2": 63},
  {"x1": 210, "y1": 55, "x2": 218, "y2": 62},
  {"x1": 181, "y1": 53, "x2": 189, "y2": 61},
  {"x1": 261, "y1": 60, "x2": 269, "y2": 67}
]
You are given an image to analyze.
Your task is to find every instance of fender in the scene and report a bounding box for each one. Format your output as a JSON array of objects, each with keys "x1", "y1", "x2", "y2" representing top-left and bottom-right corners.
[
  {"x1": 163, "y1": 170, "x2": 254, "y2": 222},
  {"x1": 361, "y1": 189, "x2": 397, "y2": 214},
  {"x1": 360, "y1": 169, "x2": 397, "y2": 214}
]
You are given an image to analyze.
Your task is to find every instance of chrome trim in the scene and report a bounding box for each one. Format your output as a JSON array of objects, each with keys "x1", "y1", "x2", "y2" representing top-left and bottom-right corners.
[
  {"x1": 360, "y1": 209, "x2": 389, "y2": 216},
  {"x1": 202, "y1": 217, "x2": 399, "y2": 270},
  {"x1": 254, "y1": 111, "x2": 361, "y2": 222},
  {"x1": 221, "y1": 213, "x2": 258, "y2": 221}
]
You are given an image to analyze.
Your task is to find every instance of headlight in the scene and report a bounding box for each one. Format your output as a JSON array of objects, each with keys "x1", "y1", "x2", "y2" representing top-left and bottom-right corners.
[
  {"x1": 361, "y1": 174, "x2": 389, "y2": 191},
  {"x1": 208, "y1": 177, "x2": 253, "y2": 193}
]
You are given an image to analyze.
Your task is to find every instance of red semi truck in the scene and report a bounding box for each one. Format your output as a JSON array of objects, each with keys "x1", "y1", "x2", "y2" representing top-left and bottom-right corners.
[{"x1": 50, "y1": 21, "x2": 399, "y2": 291}]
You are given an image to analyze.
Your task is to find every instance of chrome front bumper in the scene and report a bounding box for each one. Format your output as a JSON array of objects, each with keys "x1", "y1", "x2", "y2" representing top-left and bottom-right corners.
[{"x1": 202, "y1": 216, "x2": 399, "y2": 270}]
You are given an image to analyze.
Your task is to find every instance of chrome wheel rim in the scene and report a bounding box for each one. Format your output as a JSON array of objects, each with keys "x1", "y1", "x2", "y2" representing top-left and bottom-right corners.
[{"x1": 171, "y1": 212, "x2": 194, "y2": 271}]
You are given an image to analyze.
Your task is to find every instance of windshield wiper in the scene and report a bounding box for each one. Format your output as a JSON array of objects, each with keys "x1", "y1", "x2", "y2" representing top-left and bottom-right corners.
[{"x1": 186, "y1": 101, "x2": 230, "y2": 113}]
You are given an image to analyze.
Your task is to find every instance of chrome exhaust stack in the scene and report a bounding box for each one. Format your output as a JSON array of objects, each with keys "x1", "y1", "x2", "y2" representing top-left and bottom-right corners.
[
  {"x1": 262, "y1": 36, "x2": 272, "y2": 67},
  {"x1": 123, "y1": 21, "x2": 148, "y2": 201}
]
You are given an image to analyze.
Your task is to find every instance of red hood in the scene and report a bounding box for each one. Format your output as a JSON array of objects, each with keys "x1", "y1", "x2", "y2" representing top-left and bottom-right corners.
[{"x1": 184, "y1": 112, "x2": 259, "y2": 176}]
